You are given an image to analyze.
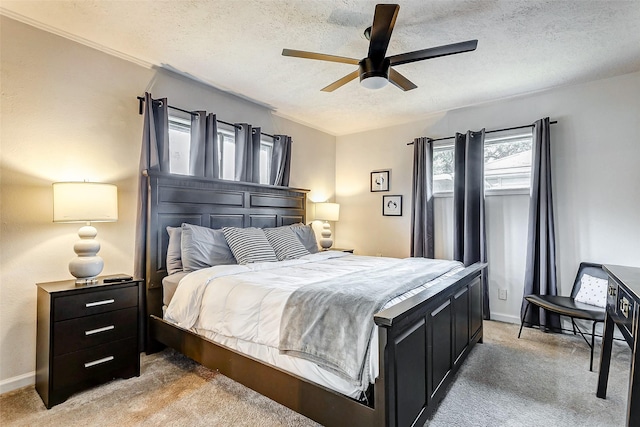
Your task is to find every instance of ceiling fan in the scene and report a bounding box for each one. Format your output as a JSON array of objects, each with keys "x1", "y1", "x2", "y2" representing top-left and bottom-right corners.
[{"x1": 282, "y1": 4, "x2": 478, "y2": 92}]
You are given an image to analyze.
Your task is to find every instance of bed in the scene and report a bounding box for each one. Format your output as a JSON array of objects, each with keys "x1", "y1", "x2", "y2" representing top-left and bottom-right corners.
[{"x1": 144, "y1": 170, "x2": 486, "y2": 427}]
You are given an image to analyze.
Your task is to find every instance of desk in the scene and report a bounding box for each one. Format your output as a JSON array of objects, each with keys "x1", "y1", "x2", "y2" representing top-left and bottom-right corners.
[{"x1": 597, "y1": 264, "x2": 640, "y2": 426}]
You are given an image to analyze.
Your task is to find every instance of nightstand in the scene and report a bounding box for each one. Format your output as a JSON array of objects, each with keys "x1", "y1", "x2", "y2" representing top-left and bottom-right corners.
[
  {"x1": 327, "y1": 248, "x2": 354, "y2": 253},
  {"x1": 35, "y1": 275, "x2": 143, "y2": 409}
]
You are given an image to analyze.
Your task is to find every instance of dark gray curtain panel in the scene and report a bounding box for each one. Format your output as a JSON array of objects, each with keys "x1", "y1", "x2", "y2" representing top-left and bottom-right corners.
[
  {"x1": 251, "y1": 128, "x2": 262, "y2": 182},
  {"x1": 189, "y1": 111, "x2": 206, "y2": 176},
  {"x1": 204, "y1": 113, "x2": 220, "y2": 179},
  {"x1": 453, "y1": 129, "x2": 490, "y2": 319},
  {"x1": 270, "y1": 135, "x2": 292, "y2": 186},
  {"x1": 234, "y1": 123, "x2": 260, "y2": 183},
  {"x1": 521, "y1": 118, "x2": 561, "y2": 332},
  {"x1": 411, "y1": 137, "x2": 434, "y2": 258},
  {"x1": 134, "y1": 92, "x2": 169, "y2": 279}
]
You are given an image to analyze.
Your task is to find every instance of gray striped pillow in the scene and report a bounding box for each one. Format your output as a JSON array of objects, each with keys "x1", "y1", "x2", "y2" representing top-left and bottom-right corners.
[
  {"x1": 264, "y1": 226, "x2": 310, "y2": 260},
  {"x1": 222, "y1": 227, "x2": 278, "y2": 265}
]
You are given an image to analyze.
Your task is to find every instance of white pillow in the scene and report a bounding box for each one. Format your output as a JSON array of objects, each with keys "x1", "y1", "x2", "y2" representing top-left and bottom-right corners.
[
  {"x1": 574, "y1": 274, "x2": 608, "y2": 308},
  {"x1": 222, "y1": 227, "x2": 278, "y2": 265},
  {"x1": 264, "y1": 226, "x2": 310, "y2": 260}
]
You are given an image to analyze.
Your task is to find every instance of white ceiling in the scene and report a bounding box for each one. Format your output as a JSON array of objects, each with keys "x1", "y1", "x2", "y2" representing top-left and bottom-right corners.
[{"x1": 3, "y1": 0, "x2": 640, "y2": 135}]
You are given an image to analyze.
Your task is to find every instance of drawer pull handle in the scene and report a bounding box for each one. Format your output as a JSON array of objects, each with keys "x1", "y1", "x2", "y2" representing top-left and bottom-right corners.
[
  {"x1": 85, "y1": 325, "x2": 115, "y2": 336},
  {"x1": 86, "y1": 299, "x2": 115, "y2": 308},
  {"x1": 84, "y1": 356, "x2": 114, "y2": 368},
  {"x1": 620, "y1": 297, "x2": 630, "y2": 318}
]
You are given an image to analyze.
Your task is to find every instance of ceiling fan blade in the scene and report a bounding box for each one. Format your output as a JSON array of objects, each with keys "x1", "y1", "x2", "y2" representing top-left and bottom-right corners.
[
  {"x1": 282, "y1": 49, "x2": 359, "y2": 65},
  {"x1": 389, "y1": 68, "x2": 417, "y2": 91},
  {"x1": 388, "y1": 40, "x2": 478, "y2": 67},
  {"x1": 367, "y1": 4, "x2": 400, "y2": 62},
  {"x1": 321, "y1": 70, "x2": 360, "y2": 92}
]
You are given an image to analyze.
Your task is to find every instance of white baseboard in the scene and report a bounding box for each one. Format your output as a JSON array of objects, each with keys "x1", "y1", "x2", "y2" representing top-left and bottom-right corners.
[
  {"x1": 489, "y1": 313, "x2": 521, "y2": 324},
  {"x1": 0, "y1": 371, "x2": 35, "y2": 395}
]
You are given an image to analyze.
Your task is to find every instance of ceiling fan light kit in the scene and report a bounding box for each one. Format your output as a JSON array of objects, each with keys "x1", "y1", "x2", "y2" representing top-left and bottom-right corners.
[{"x1": 282, "y1": 3, "x2": 478, "y2": 92}]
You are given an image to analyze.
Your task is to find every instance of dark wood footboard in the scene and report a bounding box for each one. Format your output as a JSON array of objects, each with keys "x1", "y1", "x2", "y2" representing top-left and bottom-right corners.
[{"x1": 374, "y1": 262, "x2": 485, "y2": 426}]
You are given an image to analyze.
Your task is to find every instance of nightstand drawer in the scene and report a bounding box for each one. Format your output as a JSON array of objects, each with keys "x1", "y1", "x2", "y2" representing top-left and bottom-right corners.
[
  {"x1": 53, "y1": 307, "x2": 137, "y2": 356},
  {"x1": 54, "y1": 285, "x2": 138, "y2": 321},
  {"x1": 52, "y1": 337, "x2": 138, "y2": 389}
]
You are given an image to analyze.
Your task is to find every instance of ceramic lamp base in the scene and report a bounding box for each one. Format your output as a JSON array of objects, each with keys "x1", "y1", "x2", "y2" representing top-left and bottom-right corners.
[
  {"x1": 69, "y1": 224, "x2": 104, "y2": 285},
  {"x1": 319, "y1": 221, "x2": 333, "y2": 249}
]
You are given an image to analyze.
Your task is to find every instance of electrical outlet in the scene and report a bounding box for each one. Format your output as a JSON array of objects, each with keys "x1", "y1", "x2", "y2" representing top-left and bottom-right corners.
[{"x1": 498, "y1": 289, "x2": 508, "y2": 300}]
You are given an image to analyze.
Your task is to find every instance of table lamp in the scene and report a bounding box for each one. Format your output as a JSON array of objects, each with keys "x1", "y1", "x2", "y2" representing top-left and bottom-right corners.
[
  {"x1": 314, "y1": 202, "x2": 340, "y2": 250},
  {"x1": 53, "y1": 182, "x2": 118, "y2": 285}
]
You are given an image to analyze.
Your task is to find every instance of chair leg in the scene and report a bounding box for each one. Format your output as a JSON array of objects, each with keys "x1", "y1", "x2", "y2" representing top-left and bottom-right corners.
[
  {"x1": 590, "y1": 321, "x2": 600, "y2": 372},
  {"x1": 571, "y1": 318, "x2": 581, "y2": 336},
  {"x1": 518, "y1": 302, "x2": 531, "y2": 339}
]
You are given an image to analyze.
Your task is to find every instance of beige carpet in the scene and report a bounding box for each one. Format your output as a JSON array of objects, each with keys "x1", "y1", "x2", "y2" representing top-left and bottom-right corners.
[{"x1": 0, "y1": 321, "x2": 631, "y2": 426}]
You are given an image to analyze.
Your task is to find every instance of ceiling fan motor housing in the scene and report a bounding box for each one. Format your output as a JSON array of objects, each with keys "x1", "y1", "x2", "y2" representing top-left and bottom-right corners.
[{"x1": 359, "y1": 57, "x2": 390, "y2": 84}]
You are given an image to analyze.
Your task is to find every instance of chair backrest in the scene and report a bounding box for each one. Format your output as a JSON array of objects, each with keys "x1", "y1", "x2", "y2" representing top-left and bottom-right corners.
[{"x1": 570, "y1": 262, "x2": 608, "y2": 298}]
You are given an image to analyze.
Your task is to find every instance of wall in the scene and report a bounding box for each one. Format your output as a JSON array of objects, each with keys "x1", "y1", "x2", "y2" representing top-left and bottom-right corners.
[
  {"x1": 335, "y1": 71, "x2": 640, "y2": 324},
  {"x1": 0, "y1": 16, "x2": 336, "y2": 391}
]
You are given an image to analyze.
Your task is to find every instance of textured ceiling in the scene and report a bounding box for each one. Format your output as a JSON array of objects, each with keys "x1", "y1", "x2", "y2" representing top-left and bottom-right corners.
[{"x1": 2, "y1": 0, "x2": 640, "y2": 135}]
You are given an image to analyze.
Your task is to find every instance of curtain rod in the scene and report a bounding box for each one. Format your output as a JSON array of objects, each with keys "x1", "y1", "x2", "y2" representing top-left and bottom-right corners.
[
  {"x1": 406, "y1": 120, "x2": 558, "y2": 145},
  {"x1": 137, "y1": 96, "x2": 275, "y2": 139}
]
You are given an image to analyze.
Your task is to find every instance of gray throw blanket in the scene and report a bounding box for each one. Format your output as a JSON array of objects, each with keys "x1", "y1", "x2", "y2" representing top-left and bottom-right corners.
[{"x1": 279, "y1": 258, "x2": 461, "y2": 387}]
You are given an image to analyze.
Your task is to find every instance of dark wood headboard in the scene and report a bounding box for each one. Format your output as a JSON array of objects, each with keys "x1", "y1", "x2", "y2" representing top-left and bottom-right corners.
[{"x1": 144, "y1": 170, "x2": 309, "y2": 327}]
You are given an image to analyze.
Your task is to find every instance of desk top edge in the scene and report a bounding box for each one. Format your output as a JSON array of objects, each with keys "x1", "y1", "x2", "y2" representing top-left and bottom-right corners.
[{"x1": 603, "y1": 264, "x2": 640, "y2": 297}]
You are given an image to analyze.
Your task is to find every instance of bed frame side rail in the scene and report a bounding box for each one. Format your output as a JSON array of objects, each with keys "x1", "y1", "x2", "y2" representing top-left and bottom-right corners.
[{"x1": 150, "y1": 315, "x2": 377, "y2": 427}]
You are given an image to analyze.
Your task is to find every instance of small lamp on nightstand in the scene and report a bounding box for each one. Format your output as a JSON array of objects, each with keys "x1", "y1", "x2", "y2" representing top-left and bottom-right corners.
[
  {"x1": 314, "y1": 202, "x2": 340, "y2": 250},
  {"x1": 53, "y1": 182, "x2": 118, "y2": 285}
]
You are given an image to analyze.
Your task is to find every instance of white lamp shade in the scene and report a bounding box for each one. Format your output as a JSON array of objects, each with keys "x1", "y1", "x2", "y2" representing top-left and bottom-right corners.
[
  {"x1": 315, "y1": 202, "x2": 340, "y2": 222},
  {"x1": 53, "y1": 182, "x2": 118, "y2": 223}
]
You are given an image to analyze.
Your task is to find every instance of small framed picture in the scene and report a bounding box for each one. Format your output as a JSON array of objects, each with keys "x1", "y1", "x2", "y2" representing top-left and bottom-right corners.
[
  {"x1": 371, "y1": 170, "x2": 390, "y2": 192},
  {"x1": 383, "y1": 195, "x2": 402, "y2": 216}
]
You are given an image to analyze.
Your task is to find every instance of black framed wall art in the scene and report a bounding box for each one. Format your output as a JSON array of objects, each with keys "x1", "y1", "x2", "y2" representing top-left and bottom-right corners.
[
  {"x1": 371, "y1": 170, "x2": 390, "y2": 192},
  {"x1": 383, "y1": 195, "x2": 402, "y2": 216}
]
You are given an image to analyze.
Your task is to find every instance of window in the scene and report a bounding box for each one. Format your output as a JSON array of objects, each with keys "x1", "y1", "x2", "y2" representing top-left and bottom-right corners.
[
  {"x1": 217, "y1": 124, "x2": 236, "y2": 180},
  {"x1": 259, "y1": 140, "x2": 273, "y2": 184},
  {"x1": 168, "y1": 116, "x2": 273, "y2": 184},
  {"x1": 432, "y1": 128, "x2": 534, "y2": 195},
  {"x1": 168, "y1": 116, "x2": 191, "y2": 175},
  {"x1": 433, "y1": 143, "x2": 455, "y2": 193},
  {"x1": 484, "y1": 130, "x2": 533, "y2": 191}
]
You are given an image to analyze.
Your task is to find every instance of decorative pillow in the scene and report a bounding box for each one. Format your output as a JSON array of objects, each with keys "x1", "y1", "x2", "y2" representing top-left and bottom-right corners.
[
  {"x1": 166, "y1": 226, "x2": 183, "y2": 275},
  {"x1": 289, "y1": 223, "x2": 319, "y2": 254},
  {"x1": 222, "y1": 227, "x2": 278, "y2": 265},
  {"x1": 574, "y1": 274, "x2": 608, "y2": 308},
  {"x1": 264, "y1": 226, "x2": 310, "y2": 260},
  {"x1": 180, "y1": 223, "x2": 236, "y2": 272}
]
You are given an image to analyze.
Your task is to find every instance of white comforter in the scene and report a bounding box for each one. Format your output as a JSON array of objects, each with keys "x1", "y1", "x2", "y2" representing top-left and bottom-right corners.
[{"x1": 165, "y1": 252, "x2": 463, "y2": 397}]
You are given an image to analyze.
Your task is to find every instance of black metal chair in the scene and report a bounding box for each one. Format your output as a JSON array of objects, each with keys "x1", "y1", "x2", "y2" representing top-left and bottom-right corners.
[{"x1": 518, "y1": 262, "x2": 607, "y2": 371}]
